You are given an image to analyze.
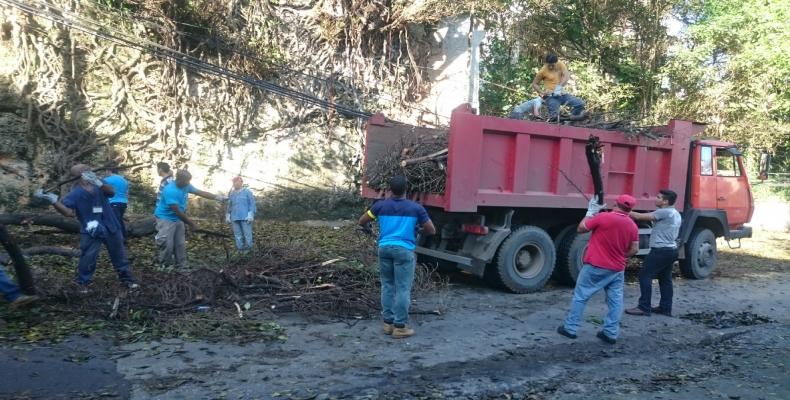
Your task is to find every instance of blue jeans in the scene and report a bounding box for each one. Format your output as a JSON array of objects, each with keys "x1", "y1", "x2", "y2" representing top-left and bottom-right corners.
[
  {"x1": 231, "y1": 221, "x2": 253, "y2": 250},
  {"x1": 563, "y1": 264, "x2": 624, "y2": 339},
  {"x1": 638, "y1": 247, "x2": 678, "y2": 313},
  {"x1": 110, "y1": 203, "x2": 127, "y2": 239},
  {"x1": 546, "y1": 94, "x2": 585, "y2": 118},
  {"x1": 378, "y1": 246, "x2": 416, "y2": 326},
  {"x1": 76, "y1": 231, "x2": 134, "y2": 285},
  {"x1": 0, "y1": 267, "x2": 21, "y2": 302}
]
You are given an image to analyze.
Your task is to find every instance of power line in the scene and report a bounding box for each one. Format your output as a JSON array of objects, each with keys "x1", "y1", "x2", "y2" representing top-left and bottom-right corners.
[{"x1": 2, "y1": 0, "x2": 372, "y2": 119}]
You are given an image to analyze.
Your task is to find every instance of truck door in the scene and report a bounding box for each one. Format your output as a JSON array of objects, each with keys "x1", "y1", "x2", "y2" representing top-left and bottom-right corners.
[{"x1": 714, "y1": 147, "x2": 752, "y2": 227}]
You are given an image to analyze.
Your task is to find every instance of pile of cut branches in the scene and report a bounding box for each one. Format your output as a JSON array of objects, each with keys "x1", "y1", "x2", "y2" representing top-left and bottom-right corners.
[{"x1": 366, "y1": 130, "x2": 449, "y2": 194}]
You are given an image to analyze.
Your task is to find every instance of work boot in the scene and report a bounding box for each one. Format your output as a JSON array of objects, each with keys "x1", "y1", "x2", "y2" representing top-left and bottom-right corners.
[
  {"x1": 625, "y1": 307, "x2": 650, "y2": 316},
  {"x1": 556, "y1": 325, "x2": 577, "y2": 339},
  {"x1": 383, "y1": 323, "x2": 394, "y2": 335},
  {"x1": 596, "y1": 331, "x2": 617, "y2": 345},
  {"x1": 651, "y1": 307, "x2": 672, "y2": 317},
  {"x1": 10, "y1": 294, "x2": 39, "y2": 309},
  {"x1": 391, "y1": 326, "x2": 414, "y2": 339}
]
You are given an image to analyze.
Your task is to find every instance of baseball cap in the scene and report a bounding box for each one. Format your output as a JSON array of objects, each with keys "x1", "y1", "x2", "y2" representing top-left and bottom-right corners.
[{"x1": 616, "y1": 194, "x2": 636, "y2": 211}]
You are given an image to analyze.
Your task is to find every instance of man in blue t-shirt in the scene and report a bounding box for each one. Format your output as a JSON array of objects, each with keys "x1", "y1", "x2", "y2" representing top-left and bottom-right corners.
[
  {"x1": 358, "y1": 175, "x2": 435, "y2": 339},
  {"x1": 154, "y1": 169, "x2": 226, "y2": 269},
  {"x1": 35, "y1": 164, "x2": 137, "y2": 293},
  {"x1": 103, "y1": 166, "x2": 129, "y2": 239}
]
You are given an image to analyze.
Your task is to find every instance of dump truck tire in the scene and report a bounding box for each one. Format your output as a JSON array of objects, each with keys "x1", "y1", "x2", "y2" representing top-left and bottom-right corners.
[
  {"x1": 680, "y1": 228, "x2": 717, "y2": 279},
  {"x1": 491, "y1": 226, "x2": 555, "y2": 293},
  {"x1": 555, "y1": 231, "x2": 590, "y2": 286}
]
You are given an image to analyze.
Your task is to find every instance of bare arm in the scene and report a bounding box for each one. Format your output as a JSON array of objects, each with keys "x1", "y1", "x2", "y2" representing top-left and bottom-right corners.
[
  {"x1": 577, "y1": 217, "x2": 592, "y2": 233},
  {"x1": 52, "y1": 202, "x2": 75, "y2": 218},
  {"x1": 422, "y1": 220, "x2": 437, "y2": 236},
  {"x1": 559, "y1": 65, "x2": 571, "y2": 86},
  {"x1": 100, "y1": 183, "x2": 115, "y2": 197},
  {"x1": 627, "y1": 241, "x2": 639, "y2": 257},
  {"x1": 531, "y1": 73, "x2": 544, "y2": 96},
  {"x1": 629, "y1": 211, "x2": 656, "y2": 222},
  {"x1": 169, "y1": 204, "x2": 196, "y2": 229},
  {"x1": 191, "y1": 188, "x2": 218, "y2": 200},
  {"x1": 358, "y1": 211, "x2": 374, "y2": 226}
]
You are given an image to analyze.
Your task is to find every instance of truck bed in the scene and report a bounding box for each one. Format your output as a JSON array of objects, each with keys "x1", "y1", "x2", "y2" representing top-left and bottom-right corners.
[{"x1": 363, "y1": 104, "x2": 701, "y2": 213}]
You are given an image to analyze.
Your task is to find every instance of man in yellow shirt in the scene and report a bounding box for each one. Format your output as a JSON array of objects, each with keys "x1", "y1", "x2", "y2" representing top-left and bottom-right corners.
[{"x1": 528, "y1": 53, "x2": 585, "y2": 121}]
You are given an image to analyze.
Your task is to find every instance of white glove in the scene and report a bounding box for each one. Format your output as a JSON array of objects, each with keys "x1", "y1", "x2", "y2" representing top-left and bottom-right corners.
[
  {"x1": 34, "y1": 189, "x2": 58, "y2": 204},
  {"x1": 85, "y1": 220, "x2": 99, "y2": 234},
  {"x1": 245, "y1": 212, "x2": 254, "y2": 223},
  {"x1": 225, "y1": 214, "x2": 231, "y2": 223},
  {"x1": 553, "y1": 84, "x2": 563, "y2": 96},
  {"x1": 81, "y1": 171, "x2": 104, "y2": 187},
  {"x1": 585, "y1": 195, "x2": 606, "y2": 217},
  {"x1": 215, "y1": 194, "x2": 227, "y2": 202}
]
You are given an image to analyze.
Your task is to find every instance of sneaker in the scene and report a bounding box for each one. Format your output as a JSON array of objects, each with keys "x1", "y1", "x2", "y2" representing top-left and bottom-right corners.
[
  {"x1": 596, "y1": 331, "x2": 617, "y2": 345},
  {"x1": 625, "y1": 307, "x2": 650, "y2": 316},
  {"x1": 391, "y1": 326, "x2": 414, "y2": 339},
  {"x1": 651, "y1": 307, "x2": 672, "y2": 317},
  {"x1": 10, "y1": 294, "x2": 39, "y2": 309},
  {"x1": 383, "y1": 323, "x2": 394, "y2": 335},
  {"x1": 124, "y1": 282, "x2": 140, "y2": 290},
  {"x1": 556, "y1": 325, "x2": 577, "y2": 339}
]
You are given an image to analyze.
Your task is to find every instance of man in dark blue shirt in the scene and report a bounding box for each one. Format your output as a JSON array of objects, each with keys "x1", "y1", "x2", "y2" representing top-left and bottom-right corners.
[
  {"x1": 358, "y1": 175, "x2": 435, "y2": 338},
  {"x1": 35, "y1": 164, "x2": 137, "y2": 293}
]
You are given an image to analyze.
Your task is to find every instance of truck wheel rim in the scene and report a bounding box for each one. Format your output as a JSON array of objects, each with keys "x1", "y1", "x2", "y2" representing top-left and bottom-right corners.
[
  {"x1": 696, "y1": 241, "x2": 714, "y2": 270},
  {"x1": 514, "y1": 244, "x2": 544, "y2": 279}
]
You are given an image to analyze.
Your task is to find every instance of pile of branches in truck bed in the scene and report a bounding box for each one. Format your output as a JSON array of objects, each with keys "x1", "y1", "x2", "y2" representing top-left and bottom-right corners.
[
  {"x1": 571, "y1": 112, "x2": 663, "y2": 140},
  {"x1": 366, "y1": 129, "x2": 449, "y2": 194}
]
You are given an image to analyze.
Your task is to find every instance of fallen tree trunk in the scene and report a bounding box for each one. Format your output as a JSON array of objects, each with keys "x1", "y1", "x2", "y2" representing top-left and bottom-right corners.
[
  {"x1": 0, "y1": 246, "x2": 81, "y2": 265},
  {"x1": 0, "y1": 224, "x2": 36, "y2": 294},
  {"x1": 0, "y1": 213, "x2": 157, "y2": 237},
  {"x1": 0, "y1": 213, "x2": 227, "y2": 239}
]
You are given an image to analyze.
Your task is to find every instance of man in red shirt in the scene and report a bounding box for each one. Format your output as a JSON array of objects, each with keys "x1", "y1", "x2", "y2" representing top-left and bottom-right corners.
[{"x1": 557, "y1": 194, "x2": 639, "y2": 344}]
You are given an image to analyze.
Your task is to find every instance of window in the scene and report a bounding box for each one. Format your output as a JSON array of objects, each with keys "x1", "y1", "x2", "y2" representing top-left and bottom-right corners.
[
  {"x1": 715, "y1": 148, "x2": 741, "y2": 177},
  {"x1": 700, "y1": 146, "x2": 713, "y2": 175}
]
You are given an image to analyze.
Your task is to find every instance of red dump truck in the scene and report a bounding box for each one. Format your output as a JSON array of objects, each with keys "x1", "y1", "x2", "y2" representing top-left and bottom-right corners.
[{"x1": 362, "y1": 104, "x2": 754, "y2": 293}]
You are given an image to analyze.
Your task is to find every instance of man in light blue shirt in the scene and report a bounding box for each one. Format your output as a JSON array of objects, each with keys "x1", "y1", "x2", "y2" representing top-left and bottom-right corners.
[
  {"x1": 225, "y1": 176, "x2": 256, "y2": 252},
  {"x1": 104, "y1": 167, "x2": 129, "y2": 239},
  {"x1": 154, "y1": 169, "x2": 226, "y2": 269}
]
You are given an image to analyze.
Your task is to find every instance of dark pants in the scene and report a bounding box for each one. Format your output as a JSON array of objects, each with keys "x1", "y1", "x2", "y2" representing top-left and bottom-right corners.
[
  {"x1": 638, "y1": 247, "x2": 678, "y2": 314},
  {"x1": 76, "y1": 231, "x2": 134, "y2": 285},
  {"x1": 110, "y1": 203, "x2": 127, "y2": 239}
]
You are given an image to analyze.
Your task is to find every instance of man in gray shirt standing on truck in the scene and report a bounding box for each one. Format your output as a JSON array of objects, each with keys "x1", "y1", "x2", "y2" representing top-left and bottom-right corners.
[{"x1": 626, "y1": 189, "x2": 682, "y2": 316}]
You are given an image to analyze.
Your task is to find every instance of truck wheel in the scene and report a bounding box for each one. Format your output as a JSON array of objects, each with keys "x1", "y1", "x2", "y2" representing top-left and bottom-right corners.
[
  {"x1": 555, "y1": 232, "x2": 590, "y2": 286},
  {"x1": 490, "y1": 226, "x2": 556, "y2": 293},
  {"x1": 680, "y1": 228, "x2": 717, "y2": 279}
]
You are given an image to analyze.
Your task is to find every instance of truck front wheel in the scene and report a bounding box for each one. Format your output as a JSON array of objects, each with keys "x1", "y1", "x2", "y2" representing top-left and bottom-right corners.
[
  {"x1": 679, "y1": 228, "x2": 717, "y2": 279},
  {"x1": 490, "y1": 226, "x2": 556, "y2": 293}
]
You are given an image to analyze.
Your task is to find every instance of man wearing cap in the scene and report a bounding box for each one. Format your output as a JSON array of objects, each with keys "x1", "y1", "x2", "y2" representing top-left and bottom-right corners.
[
  {"x1": 528, "y1": 53, "x2": 586, "y2": 121},
  {"x1": 557, "y1": 194, "x2": 639, "y2": 344},
  {"x1": 626, "y1": 189, "x2": 682, "y2": 317},
  {"x1": 225, "y1": 176, "x2": 256, "y2": 252},
  {"x1": 154, "y1": 169, "x2": 227, "y2": 269}
]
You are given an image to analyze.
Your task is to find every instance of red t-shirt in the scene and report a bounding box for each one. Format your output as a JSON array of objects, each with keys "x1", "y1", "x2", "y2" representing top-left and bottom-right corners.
[{"x1": 582, "y1": 211, "x2": 638, "y2": 272}]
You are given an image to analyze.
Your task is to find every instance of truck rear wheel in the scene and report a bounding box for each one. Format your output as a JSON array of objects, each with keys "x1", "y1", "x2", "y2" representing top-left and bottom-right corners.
[
  {"x1": 680, "y1": 228, "x2": 717, "y2": 279},
  {"x1": 555, "y1": 232, "x2": 590, "y2": 286},
  {"x1": 490, "y1": 226, "x2": 555, "y2": 293}
]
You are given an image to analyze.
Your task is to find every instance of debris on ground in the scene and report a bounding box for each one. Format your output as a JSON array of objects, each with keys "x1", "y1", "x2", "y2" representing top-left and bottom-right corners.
[{"x1": 681, "y1": 311, "x2": 775, "y2": 329}]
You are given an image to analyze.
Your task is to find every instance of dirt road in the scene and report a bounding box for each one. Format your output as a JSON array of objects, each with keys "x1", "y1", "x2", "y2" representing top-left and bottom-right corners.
[{"x1": 2, "y1": 239, "x2": 789, "y2": 399}]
